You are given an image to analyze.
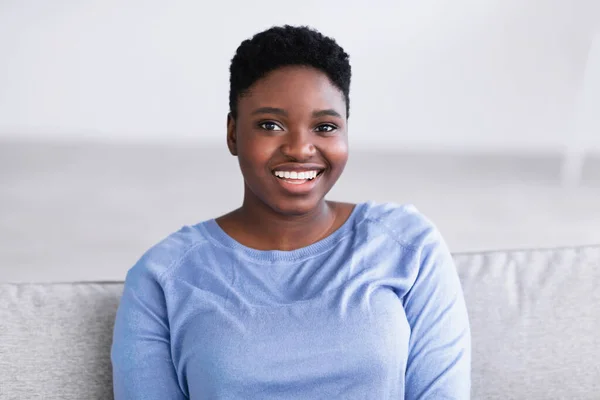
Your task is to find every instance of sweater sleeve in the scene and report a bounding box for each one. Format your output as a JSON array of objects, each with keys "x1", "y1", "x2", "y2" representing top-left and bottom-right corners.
[
  {"x1": 111, "y1": 259, "x2": 187, "y2": 400},
  {"x1": 403, "y1": 234, "x2": 471, "y2": 399}
]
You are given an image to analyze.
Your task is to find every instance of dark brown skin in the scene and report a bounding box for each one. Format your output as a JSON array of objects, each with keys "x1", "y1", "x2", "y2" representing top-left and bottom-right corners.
[{"x1": 216, "y1": 65, "x2": 355, "y2": 251}]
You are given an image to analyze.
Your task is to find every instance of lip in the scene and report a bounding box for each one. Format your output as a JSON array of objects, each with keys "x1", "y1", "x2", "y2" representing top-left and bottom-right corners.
[{"x1": 271, "y1": 169, "x2": 324, "y2": 195}]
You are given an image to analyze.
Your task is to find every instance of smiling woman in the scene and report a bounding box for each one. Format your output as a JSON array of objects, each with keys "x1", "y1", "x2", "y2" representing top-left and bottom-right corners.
[
  {"x1": 111, "y1": 25, "x2": 471, "y2": 400},
  {"x1": 226, "y1": 64, "x2": 350, "y2": 224}
]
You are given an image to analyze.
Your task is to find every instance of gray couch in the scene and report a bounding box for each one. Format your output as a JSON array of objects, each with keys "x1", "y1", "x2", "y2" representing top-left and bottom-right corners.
[{"x1": 2, "y1": 245, "x2": 599, "y2": 399}]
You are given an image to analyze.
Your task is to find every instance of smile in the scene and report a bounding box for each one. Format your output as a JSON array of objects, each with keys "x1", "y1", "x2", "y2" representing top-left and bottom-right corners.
[
  {"x1": 273, "y1": 170, "x2": 321, "y2": 181},
  {"x1": 271, "y1": 169, "x2": 325, "y2": 191}
]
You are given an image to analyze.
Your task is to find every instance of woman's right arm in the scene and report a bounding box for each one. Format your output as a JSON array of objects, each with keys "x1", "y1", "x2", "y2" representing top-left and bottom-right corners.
[{"x1": 111, "y1": 260, "x2": 187, "y2": 399}]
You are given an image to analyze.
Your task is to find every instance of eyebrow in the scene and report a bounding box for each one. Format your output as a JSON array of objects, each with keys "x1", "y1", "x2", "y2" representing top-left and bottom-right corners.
[
  {"x1": 312, "y1": 109, "x2": 343, "y2": 119},
  {"x1": 251, "y1": 107, "x2": 288, "y2": 116},
  {"x1": 251, "y1": 107, "x2": 343, "y2": 119}
]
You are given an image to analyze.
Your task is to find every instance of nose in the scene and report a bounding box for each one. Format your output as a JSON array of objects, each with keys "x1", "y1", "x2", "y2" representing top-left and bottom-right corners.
[{"x1": 280, "y1": 130, "x2": 316, "y2": 161}]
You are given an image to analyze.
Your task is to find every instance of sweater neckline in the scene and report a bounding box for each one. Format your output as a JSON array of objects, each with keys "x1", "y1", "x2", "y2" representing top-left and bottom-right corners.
[{"x1": 200, "y1": 202, "x2": 368, "y2": 263}]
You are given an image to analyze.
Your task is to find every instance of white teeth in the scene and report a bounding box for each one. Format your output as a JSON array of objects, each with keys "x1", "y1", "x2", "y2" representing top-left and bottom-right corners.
[{"x1": 273, "y1": 170, "x2": 320, "y2": 180}]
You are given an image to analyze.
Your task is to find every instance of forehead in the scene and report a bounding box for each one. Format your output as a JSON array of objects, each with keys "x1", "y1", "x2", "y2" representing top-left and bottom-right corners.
[{"x1": 238, "y1": 66, "x2": 346, "y2": 117}]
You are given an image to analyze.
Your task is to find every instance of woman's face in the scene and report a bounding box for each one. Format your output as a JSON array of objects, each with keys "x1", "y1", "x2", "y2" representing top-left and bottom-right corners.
[{"x1": 228, "y1": 66, "x2": 348, "y2": 216}]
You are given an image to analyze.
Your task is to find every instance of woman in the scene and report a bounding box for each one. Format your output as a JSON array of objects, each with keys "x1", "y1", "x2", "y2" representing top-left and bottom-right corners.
[{"x1": 111, "y1": 25, "x2": 471, "y2": 399}]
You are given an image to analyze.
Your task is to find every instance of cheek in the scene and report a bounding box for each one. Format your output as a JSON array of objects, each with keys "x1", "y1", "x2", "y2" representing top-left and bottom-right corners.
[
  {"x1": 323, "y1": 137, "x2": 349, "y2": 168},
  {"x1": 238, "y1": 137, "x2": 276, "y2": 173}
]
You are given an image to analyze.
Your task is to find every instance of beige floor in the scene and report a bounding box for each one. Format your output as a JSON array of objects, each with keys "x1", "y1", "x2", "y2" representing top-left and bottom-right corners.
[{"x1": 1, "y1": 140, "x2": 599, "y2": 282}]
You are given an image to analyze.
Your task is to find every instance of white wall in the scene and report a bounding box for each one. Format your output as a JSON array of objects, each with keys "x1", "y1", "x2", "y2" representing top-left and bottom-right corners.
[{"x1": 0, "y1": 0, "x2": 599, "y2": 152}]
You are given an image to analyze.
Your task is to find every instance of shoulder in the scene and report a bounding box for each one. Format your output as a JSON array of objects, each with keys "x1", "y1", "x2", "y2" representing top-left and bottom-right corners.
[
  {"x1": 125, "y1": 224, "x2": 210, "y2": 286},
  {"x1": 358, "y1": 203, "x2": 462, "y2": 306},
  {"x1": 356, "y1": 201, "x2": 443, "y2": 251}
]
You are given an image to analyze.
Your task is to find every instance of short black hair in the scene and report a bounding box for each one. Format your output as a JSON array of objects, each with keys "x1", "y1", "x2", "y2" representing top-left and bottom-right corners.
[{"x1": 229, "y1": 25, "x2": 351, "y2": 119}]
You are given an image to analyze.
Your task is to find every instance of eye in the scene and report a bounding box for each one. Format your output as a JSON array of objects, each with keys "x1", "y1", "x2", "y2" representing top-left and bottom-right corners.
[
  {"x1": 259, "y1": 121, "x2": 283, "y2": 131},
  {"x1": 315, "y1": 124, "x2": 337, "y2": 134}
]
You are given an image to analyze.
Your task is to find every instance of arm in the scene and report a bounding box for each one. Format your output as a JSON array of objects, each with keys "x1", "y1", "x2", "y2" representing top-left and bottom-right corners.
[
  {"x1": 111, "y1": 261, "x2": 187, "y2": 400},
  {"x1": 404, "y1": 235, "x2": 471, "y2": 399}
]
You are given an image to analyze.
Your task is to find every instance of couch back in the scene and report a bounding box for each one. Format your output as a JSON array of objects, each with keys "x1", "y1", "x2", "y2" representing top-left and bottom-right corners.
[{"x1": 2, "y1": 246, "x2": 599, "y2": 399}]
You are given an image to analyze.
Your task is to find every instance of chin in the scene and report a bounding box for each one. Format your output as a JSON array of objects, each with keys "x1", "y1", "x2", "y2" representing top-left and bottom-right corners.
[{"x1": 269, "y1": 196, "x2": 324, "y2": 217}]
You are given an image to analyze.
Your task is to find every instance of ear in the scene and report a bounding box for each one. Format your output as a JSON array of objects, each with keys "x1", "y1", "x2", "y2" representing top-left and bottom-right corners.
[{"x1": 226, "y1": 113, "x2": 238, "y2": 156}]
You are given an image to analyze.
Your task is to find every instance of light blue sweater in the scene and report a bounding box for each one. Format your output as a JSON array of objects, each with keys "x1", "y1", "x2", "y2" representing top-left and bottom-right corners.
[{"x1": 111, "y1": 202, "x2": 471, "y2": 399}]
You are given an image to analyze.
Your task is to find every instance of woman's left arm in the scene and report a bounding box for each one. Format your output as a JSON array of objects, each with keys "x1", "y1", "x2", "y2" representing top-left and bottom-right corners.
[{"x1": 403, "y1": 235, "x2": 471, "y2": 400}]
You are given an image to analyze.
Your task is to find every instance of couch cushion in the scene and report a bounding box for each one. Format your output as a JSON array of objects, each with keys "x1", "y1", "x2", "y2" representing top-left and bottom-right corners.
[
  {"x1": 456, "y1": 245, "x2": 600, "y2": 399},
  {"x1": 1, "y1": 246, "x2": 599, "y2": 399},
  {"x1": 0, "y1": 282, "x2": 123, "y2": 400}
]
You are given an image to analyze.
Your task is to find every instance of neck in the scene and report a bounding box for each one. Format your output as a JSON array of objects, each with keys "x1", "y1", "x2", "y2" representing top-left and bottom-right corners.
[{"x1": 232, "y1": 193, "x2": 337, "y2": 251}]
